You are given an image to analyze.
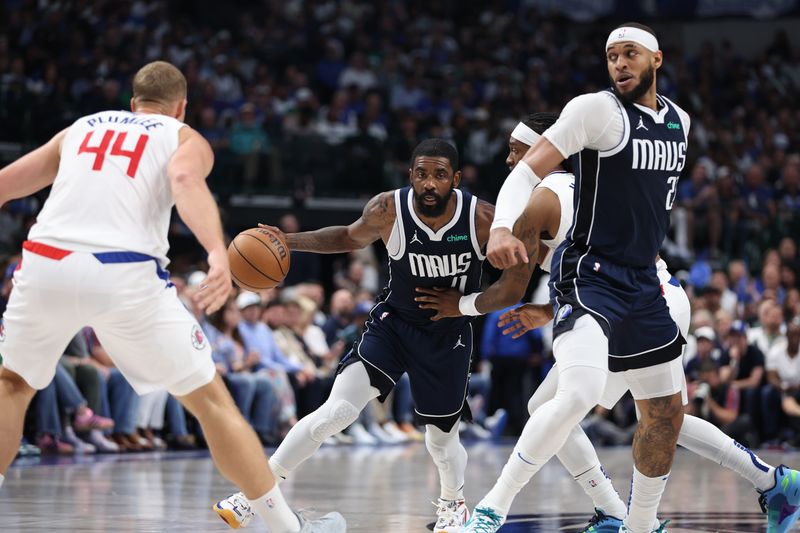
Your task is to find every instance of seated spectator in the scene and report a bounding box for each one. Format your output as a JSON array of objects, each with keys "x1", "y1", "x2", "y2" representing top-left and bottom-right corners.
[
  {"x1": 136, "y1": 391, "x2": 169, "y2": 450},
  {"x1": 763, "y1": 317, "x2": 800, "y2": 443},
  {"x1": 685, "y1": 326, "x2": 722, "y2": 381},
  {"x1": 481, "y1": 303, "x2": 544, "y2": 436},
  {"x1": 322, "y1": 289, "x2": 355, "y2": 346},
  {"x1": 688, "y1": 360, "x2": 758, "y2": 446},
  {"x1": 748, "y1": 299, "x2": 786, "y2": 355},
  {"x1": 205, "y1": 297, "x2": 281, "y2": 444},
  {"x1": 719, "y1": 320, "x2": 765, "y2": 430},
  {"x1": 82, "y1": 328, "x2": 143, "y2": 452},
  {"x1": 236, "y1": 291, "x2": 299, "y2": 433}
]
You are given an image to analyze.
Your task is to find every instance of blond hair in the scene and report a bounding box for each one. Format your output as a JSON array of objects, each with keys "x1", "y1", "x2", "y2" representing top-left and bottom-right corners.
[{"x1": 132, "y1": 61, "x2": 187, "y2": 108}]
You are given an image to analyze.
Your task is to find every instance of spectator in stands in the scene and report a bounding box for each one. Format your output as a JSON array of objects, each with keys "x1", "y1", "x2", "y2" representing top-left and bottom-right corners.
[
  {"x1": 322, "y1": 289, "x2": 355, "y2": 346},
  {"x1": 236, "y1": 291, "x2": 299, "y2": 433},
  {"x1": 480, "y1": 304, "x2": 544, "y2": 436},
  {"x1": 279, "y1": 214, "x2": 321, "y2": 287},
  {"x1": 206, "y1": 297, "x2": 281, "y2": 444},
  {"x1": 763, "y1": 317, "x2": 800, "y2": 444},
  {"x1": 719, "y1": 320, "x2": 765, "y2": 430},
  {"x1": 748, "y1": 299, "x2": 787, "y2": 355},
  {"x1": 689, "y1": 360, "x2": 758, "y2": 446},
  {"x1": 685, "y1": 326, "x2": 722, "y2": 382}
]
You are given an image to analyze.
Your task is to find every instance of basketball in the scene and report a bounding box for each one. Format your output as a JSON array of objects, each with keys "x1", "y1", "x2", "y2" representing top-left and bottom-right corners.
[{"x1": 227, "y1": 227, "x2": 291, "y2": 291}]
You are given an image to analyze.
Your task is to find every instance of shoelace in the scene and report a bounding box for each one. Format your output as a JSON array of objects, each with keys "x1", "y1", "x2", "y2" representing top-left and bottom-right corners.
[
  {"x1": 653, "y1": 519, "x2": 671, "y2": 532},
  {"x1": 466, "y1": 506, "x2": 504, "y2": 533}
]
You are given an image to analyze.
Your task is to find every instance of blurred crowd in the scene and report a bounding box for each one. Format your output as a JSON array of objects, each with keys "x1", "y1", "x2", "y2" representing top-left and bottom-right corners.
[{"x1": 0, "y1": 0, "x2": 800, "y2": 453}]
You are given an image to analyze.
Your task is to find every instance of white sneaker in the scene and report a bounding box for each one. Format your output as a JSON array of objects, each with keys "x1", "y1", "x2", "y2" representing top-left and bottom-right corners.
[
  {"x1": 382, "y1": 421, "x2": 410, "y2": 443},
  {"x1": 433, "y1": 498, "x2": 469, "y2": 533},
  {"x1": 331, "y1": 431, "x2": 353, "y2": 445},
  {"x1": 63, "y1": 427, "x2": 96, "y2": 454},
  {"x1": 348, "y1": 422, "x2": 378, "y2": 445},
  {"x1": 462, "y1": 505, "x2": 505, "y2": 533},
  {"x1": 214, "y1": 492, "x2": 254, "y2": 529},
  {"x1": 298, "y1": 510, "x2": 347, "y2": 532},
  {"x1": 367, "y1": 423, "x2": 405, "y2": 444},
  {"x1": 88, "y1": 429, "x2": 120, "y2": 453}
]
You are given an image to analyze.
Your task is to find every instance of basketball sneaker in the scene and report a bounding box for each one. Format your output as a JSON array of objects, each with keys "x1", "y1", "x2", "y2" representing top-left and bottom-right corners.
[
  {"x1": 581, "y1": 508, "x2": 623, "y2": 532},
  {"x1": 618, "y1": 519, "x2": 669, "y2": 532},
  {"x1": 462, "y1": 504, "x2": 505, "y2": 533},
  {"x1": 758, "y1": 464, "x2": 800, "y2": 533},
  {"x1": 214, "y1": 492, "x2": 346, "y2": 532},
  {"x1": 214, "y1": 492, "x2": 253, "y2": 529},
  {"x1": 433, "y1": 498, "x2": 469, "y2": 533}
]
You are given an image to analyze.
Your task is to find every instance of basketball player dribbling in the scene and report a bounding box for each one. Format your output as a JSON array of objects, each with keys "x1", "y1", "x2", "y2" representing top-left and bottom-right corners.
[
  {"x1": 0, "y1": 61, "x2": 343, "y2": 533},
  {"x1": 215, "y1": 139, "x2": 540, "y2": 533},
  {"x1": 423, "y1": 112, "x2": 800, "y2": 533}
]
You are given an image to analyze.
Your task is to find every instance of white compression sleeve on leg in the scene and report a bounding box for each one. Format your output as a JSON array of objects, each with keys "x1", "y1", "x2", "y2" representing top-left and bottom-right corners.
[
  {"x1": 425, "y1": 424, "x2": 468, "y2": 501},
  {"x1": 529, "y1": 365, "x2": 626, "y2": 518},
  {"x1": 679, "y1": 414, "x2": 774, "y2": 491},
  {"x1": 491, "y1": 163, "x2": 541, "y2": 231},
  {"x1": 270, "y1": 362, "x2": 379, "y2": 476}
]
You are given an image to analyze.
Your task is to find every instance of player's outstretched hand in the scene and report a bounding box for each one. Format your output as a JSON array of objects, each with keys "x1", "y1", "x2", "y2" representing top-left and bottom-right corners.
[
  {"x1": 498, "y1": 303, "x2": 553, "y2": 338},
  {"x1": 487, "y1": 228, "x2": 528, "y2": 269},
  {"x1": 415, "y1": 286, "x2": 462, "y2": 320},
  {"x1": 195, "y1": 247, "x2": 232, "y2": 314}
]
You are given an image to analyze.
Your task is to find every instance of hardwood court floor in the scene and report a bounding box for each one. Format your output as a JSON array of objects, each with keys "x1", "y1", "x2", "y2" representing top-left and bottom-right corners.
[{"x1": 1, "y1": 442, "x2": 798, "y2": 532}]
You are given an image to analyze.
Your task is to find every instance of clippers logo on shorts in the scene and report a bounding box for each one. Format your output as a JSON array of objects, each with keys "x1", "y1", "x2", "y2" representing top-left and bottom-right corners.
[
  {"x1": 191, "y1": 325, "x2": 207, "y2": 350},
  {"x1": 556, "y1": 304, "x2": 572, "y2": 324}
]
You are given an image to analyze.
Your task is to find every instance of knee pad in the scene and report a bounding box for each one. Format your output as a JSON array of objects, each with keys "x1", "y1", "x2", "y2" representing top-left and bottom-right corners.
[
  {"x1": 554, "y1": 366, "x2": 607, "y2": 417},
  {"x1": 309, "y1": 399, "x2": 360, "y2": 442}
]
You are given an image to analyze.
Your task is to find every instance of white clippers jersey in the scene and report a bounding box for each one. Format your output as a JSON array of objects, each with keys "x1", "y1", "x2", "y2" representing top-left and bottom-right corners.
[
  {"x1": 537, "y1": 171, "x2": 574, "y2": 273},
  {"x1": 28, "y1": 110, "x2": 185, "y2": 267}
]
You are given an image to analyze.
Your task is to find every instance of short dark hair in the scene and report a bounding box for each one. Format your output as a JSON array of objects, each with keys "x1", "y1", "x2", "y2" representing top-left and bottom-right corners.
[
  {"x1": 411, "y1": 139, "x2": 459, "y2": 171},
  {"x1": 519, "y1": 112, "x2": 572, "y2": 173},
  {"x1": 615, "y1": 22, "x2": 657, "y2": 40},
  {"x1": 521, "y1": 112, "x2": 559, "y2": 136}
]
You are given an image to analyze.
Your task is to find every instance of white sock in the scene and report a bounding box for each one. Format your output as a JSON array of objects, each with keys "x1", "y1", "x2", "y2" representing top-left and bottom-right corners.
[
  {"x1": 624, "y1": 467, "x2": 669, "y2": 533},
  {"x1": 678, "y1": 415, "x2": 775, "y2": 491},
  {"x1": 269, "y1": 458, "x2": 290, "y2": 483},
  {"x1": 0, "y1": 473, "x2": 4, "y2": 489},
  {"x1": 248, "y1": 484, "x2": 301, "y2": 533},
  {"x1": 720, "y1": 439, "x2": 775, "y2": 492},
  {"x1": 574, "y1": 464, "x2": 627, "y2": 519},
  {"x1": 480, "y1": 447, "x2": 542, "y2": 516}
]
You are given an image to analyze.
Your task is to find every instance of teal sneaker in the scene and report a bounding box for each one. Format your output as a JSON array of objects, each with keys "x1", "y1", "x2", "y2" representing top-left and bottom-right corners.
[
  {"x1": 462, "y1": 505, "x2": 505, "y2": 533},
  {"x1": 582, "y1": 508, "x2": 623, "y2": 532},
  {"x1": 618, "y1": 519, "x2": 669, "y2": 532},
  {"x1": 758, "y1": 465, "x2": 800, "y2": 533}
]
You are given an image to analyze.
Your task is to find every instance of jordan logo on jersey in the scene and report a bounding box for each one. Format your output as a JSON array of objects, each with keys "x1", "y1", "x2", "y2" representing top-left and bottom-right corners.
[
  {"x1": 409, "y1": 252, "x2": 471, "y2": 278},
  {"x1": 453, "y1": 335, "x2": 466, "y2": 349},
  {"x1": 636, "y1": 116, "x2": 648, "y2": 131},
  {"x1": 631, "y1": 139, "x2": 687, "y2": 172},
  {"x1": 410, "y1": 230, "x2": 423, "y2": 245}
]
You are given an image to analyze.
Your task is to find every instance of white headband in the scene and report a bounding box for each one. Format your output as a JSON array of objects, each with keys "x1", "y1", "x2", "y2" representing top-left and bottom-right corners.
[
  {"x1": 511, "y1": 122, "x2": 540, "y2": 147},
  {"x1": 606, "y1": 26, "x2": 659, "y2": 53}
]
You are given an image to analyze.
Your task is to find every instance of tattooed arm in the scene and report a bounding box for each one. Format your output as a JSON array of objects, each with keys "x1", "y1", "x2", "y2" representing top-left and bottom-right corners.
[
  {"x1": 286, "y1": 191, "x2": 394, "y2": 253},
  {"x1": 472, "y1": 189, "x2": 556, "y2": 313}
]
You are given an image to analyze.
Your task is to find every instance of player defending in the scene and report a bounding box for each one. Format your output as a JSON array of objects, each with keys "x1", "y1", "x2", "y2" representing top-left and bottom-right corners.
[
  {"x1": 214, "y1": 139, "x2": 535, "y2": 533},
  {"x1": 0, "y1": 61, "x2": 343, "y2": 533},
  {"x1": 421, "y1": 112, "x2": 800, "y2": 532}
]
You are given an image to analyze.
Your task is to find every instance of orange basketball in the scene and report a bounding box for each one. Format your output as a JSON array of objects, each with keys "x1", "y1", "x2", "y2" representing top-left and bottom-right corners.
[{"x1": 227, "y1": 227, "x2": 291, "y2": 291}]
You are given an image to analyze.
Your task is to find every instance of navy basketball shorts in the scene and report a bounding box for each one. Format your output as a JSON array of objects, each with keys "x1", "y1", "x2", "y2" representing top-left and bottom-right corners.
[
  {"x1": 550, "y1": 250, "x2": 685, "y2": 373},
  {"x1": 337, "y1": 302, "x2": 473, "y2": 432}
]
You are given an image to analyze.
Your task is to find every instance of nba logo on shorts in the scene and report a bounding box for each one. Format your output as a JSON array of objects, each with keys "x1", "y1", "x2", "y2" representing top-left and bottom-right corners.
[
  {"x1": 190, "y1": 325, "x2": 206, "y2": 350},
  {"x1": 556, "y1": 304, "x2": 572, "y2": 324}
]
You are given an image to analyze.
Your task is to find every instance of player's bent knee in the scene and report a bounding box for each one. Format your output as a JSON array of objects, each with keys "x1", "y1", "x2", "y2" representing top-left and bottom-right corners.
[
  {"x1": 309, "y1": 399, "x2": 360, "y2": 442},
  {"x1": 556, "y1": 366, "x2": 607, "y2": 415}
]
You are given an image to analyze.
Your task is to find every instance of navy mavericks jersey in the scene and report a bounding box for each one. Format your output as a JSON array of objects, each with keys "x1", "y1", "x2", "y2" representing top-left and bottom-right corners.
[
  {"x1": 381, "y1": 186, "x2": 485, "y2": 332},
  {"x1": 566, "y1": 90, "x2": 689, "y2": 267}
]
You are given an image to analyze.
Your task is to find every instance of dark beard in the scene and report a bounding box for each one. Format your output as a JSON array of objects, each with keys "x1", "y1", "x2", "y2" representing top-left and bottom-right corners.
[
  {"x1": 610, "y1": 65, "x2": 655, "y2": 105},
  {"x1": 414, "y1": 187, "x2": 452, "y2": 217}
]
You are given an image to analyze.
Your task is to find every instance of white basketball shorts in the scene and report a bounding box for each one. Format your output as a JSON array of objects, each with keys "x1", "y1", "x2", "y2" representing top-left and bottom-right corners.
[{"x1": 0, "y1": 241, "x2": 215, "y2": 396}]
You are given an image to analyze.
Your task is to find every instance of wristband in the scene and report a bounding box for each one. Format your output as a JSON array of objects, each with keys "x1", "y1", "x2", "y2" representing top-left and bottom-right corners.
[{"x1": 458, "y1": 293, "x2": 483, "y2": 316}]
